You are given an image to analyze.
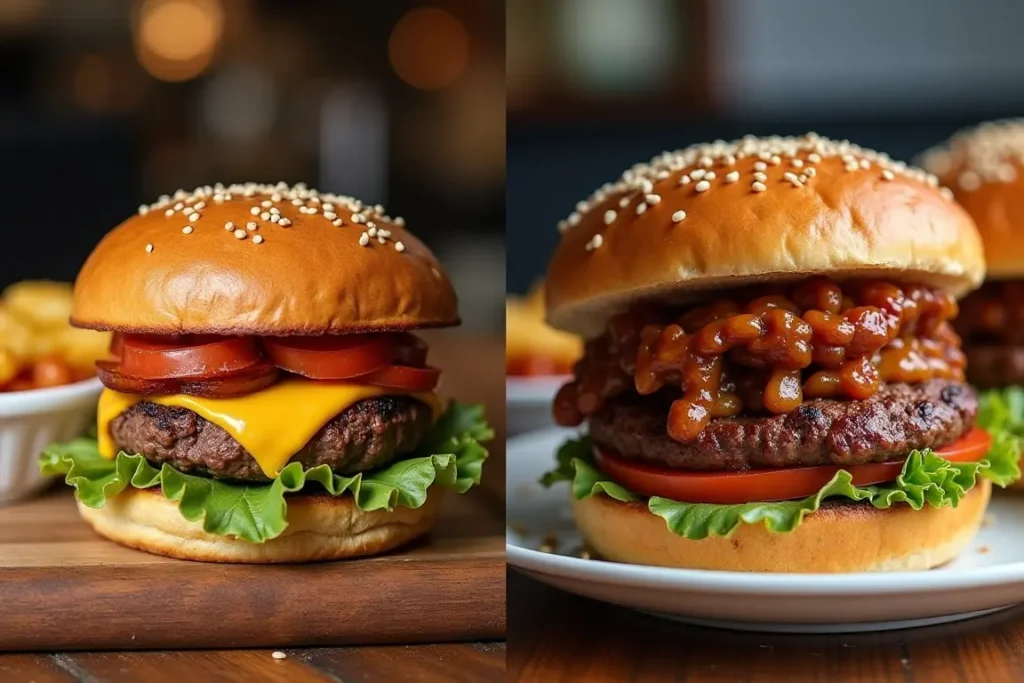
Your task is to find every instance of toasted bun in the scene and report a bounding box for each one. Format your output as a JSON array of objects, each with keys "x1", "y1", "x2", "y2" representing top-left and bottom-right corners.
[
  {"x1": 920, "y1": 120, "x2": 1024, "y2": 280},
  {"x1": 78, "y1": 487, "x2": 444, "y2": 563},
  {"x1": 71, "y1": 183, "x2": 458, "y2": 335},
  {"x1": 546, "y1": 134, "x2": 984, "y2": 336},
  {"x1": 572, "y1": 479, "x2": 990, "y2": 573}
]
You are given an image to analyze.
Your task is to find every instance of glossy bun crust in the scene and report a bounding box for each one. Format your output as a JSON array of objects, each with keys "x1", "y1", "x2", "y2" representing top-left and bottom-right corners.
[
  {"x1": 72, "y1": 184, "x2": 459, "y2": 335},
  {"x1": 920, "y1": 119, "x2": 1024, "y2": 280},
  {"x1": 78, "y1": 487, "x2": 444, "y2": 563},
  {"x1": 546, "y1": 135, "x2": 984, "y2": 336},
  {"x1": 572, "y1": 479, "x2": 990, "y2": 573}
]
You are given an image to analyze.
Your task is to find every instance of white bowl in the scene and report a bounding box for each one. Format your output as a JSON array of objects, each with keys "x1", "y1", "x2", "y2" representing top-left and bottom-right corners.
[
  {"x1": 506, "y1": 376, "x2": 566, "y2": 435},
  {"x1": 0, "y1": 376, "x2": 102, "y2": 505}
]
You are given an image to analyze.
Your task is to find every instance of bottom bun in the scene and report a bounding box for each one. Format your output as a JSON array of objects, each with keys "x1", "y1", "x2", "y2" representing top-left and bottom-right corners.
[
  {"x1": 78, "y1": 487, "x2": 444, "y2": 563},
  {"x1": 572, "y1": 479, "x2": 991, "y2": 573}
]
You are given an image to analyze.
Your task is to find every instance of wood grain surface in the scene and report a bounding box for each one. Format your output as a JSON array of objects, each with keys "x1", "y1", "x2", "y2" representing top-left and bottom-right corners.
[
  {"x1": 507, "y1": 570, "x2": 1024, "y2": 683},
  {"x1": 0, "y1": 643, "x2": 506, "y2": 683},
  {"x1": 0, "y1": 488, "x2": 504, "y2": 651}
]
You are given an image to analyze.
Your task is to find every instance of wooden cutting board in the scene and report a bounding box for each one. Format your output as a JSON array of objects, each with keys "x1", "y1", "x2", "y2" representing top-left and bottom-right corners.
[{"x1": 0, "y1": 486, "x2": 505, "y2": 651}]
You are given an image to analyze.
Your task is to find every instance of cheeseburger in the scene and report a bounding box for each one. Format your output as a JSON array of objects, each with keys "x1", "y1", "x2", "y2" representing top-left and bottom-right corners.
[
  {"x1": 542, "y1": 134, "x2": 1021, "y2": 573},
  {"x1": 922, "y1": 120, "x2": 1024, "y2": 490},
  {"x1": 42, "y1": 182, "x2": 491, "y2": 563}
]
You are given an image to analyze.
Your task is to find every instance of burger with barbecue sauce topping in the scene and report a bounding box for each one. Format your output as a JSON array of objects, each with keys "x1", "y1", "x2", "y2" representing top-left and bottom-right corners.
[
  {"x1": 541, "y1": 134, "x2": 1021, "y2": 573},
  {"x1": 41, "y1": 182, "x2": 491, "y2": 563},
  {"x1": 922, "y1": 120, "x2": 1024, "y2": 491}
]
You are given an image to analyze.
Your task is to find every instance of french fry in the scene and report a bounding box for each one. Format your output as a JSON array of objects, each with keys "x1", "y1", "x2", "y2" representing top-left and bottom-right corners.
[{"x1": 2, "y1": 280, "x2": 74, "y2": 331}]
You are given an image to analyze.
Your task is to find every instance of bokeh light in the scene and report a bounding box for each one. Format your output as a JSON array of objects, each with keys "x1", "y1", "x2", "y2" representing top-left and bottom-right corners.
[
  {"x1": 134, "y1": 0, "x2": 224, "y2": 82},
  {"x1": 388, "y1": 8, "x2": 469, "y2": 91}
]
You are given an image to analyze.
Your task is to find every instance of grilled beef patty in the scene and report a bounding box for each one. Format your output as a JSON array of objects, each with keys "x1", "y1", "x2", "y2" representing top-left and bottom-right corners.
[
  {"x1": 108, "y1": 396, "x2": 432, "y2": 481},
  {"x1": 588, "y1": 379, "x2": 977, "y2": 471}
]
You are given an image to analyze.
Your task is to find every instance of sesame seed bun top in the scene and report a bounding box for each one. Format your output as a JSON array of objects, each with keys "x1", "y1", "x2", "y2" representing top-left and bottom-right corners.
[
  {"x1": 71, "y1": 182, "x2": 459, "y2": 335},
  {"x1": 920, "y1": 119, "x2": 1024, "y2": 280},
  {"x1": 545, "y1": 133, "x2": 984, "y2": 337}
]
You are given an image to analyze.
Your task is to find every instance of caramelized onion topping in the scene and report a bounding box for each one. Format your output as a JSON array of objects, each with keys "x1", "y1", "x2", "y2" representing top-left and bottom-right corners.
[{"x1": 553, "y1": 278, "x2": 963, "y2": 443}]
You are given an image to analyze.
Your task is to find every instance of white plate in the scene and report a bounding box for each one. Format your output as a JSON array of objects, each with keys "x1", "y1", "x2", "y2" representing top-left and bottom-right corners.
[
  {"x1": 505, "y1": 376, "x2": 566, "y2": 435},
  {"x1": 506, "y1": 427, "x2": 1024, "y2": 633}
]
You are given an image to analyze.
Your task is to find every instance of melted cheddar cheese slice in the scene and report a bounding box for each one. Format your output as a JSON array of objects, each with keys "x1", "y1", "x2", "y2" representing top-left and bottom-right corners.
[{"x1": 97, "y1": 378, "x2": 441, "y2": 477}]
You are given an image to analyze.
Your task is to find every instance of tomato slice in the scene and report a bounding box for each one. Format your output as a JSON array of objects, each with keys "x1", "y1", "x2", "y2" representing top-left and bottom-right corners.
[
  {"x1": 593, "y1": 428, "x2": 992, "y2": 505},
  {"x1": 178, "y1": 362, "x2": 279, "y2": 398},
  {"x1": 361, "y1": 364, "x2": 441, "y2": 392},
  {"x1": 263, "y1": 335, "x2": 397, "y2": 380},
  {"x1": 97, "y1": 359, "x2": 279, "y2": 397},
  {"x1": 109, "y1": 332, "x2": 124, "y2": 359},
  {"x1": 118, "y1": 335, "x2": 261, "y2": 380}
]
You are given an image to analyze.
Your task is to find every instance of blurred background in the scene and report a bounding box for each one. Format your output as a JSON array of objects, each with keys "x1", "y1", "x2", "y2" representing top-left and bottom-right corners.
[
  {"x1": 0, "y1": 0, "x2": 504, "y2": 332},
  {"x1": 0, "y1": 0, "x2": 506, "y2": 496},
  {"x1": 507, "y1": 0, "x2": 1024, "y2": 293}
]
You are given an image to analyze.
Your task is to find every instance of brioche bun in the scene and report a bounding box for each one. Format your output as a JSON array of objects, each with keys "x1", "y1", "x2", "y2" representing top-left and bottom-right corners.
[
  {"x1": 71, "y1": 183, "x2": 458, "y2": 335},
  {"x1": 572, "y1": 479, "x2": 990, "y2": 573},
  {"x1": 78, "y1": 487, "x2": 444, "y2": 563},
  {"x1": 920, "y1": 120, "x2": 1024, "y2": 280},
  {"x1": 545, "y1": 134, "x2": 984, "y2": 337}
]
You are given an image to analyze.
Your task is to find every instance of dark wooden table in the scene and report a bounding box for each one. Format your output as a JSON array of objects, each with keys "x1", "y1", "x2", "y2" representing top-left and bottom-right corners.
[
  {"x1": 508, "y1": 570, "x2": 1024, "y2": 682},
  {"x1": 0, "y1": 643, "x2": 505, "y2": 682}
]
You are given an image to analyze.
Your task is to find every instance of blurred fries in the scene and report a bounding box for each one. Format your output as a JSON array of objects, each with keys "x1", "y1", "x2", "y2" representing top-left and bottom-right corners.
[{"x1": 0, "y1": 281, "x2": 110, "y2": 392}]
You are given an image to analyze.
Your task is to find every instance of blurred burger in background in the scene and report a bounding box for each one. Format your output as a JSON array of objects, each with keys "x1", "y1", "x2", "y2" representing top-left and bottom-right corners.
[
  {"x1": 542, "y1": 134, "x2": 1020, "y2": 573},
  {"x1": 42, "y1": 182, "x2": 491, "y2": 562},
  {"x1": 922, "y1": 121, "x2": 1024, "y2": 490}
]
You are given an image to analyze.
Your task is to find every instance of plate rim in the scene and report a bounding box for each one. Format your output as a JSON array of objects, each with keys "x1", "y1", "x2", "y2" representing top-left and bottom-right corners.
[{"x1": 506, "y1": 427, "x2": 1024, "y2": 596}]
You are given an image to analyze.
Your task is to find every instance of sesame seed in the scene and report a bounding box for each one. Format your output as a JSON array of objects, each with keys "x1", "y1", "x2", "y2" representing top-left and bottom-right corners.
[
  {"x1": 845, "y1": 163, "x2": 859, "y2": 172},
  {"x1": 959, "y1": 171, "x2": 981, "y2": 191},
  {"x1": 752, "y1": 181, "x2": 767, "y2": 192},
  {"x1": 333, "y1": 219, "x2": 343, "y2": 227},
  {"x1": 783, "y1": 172, "x2": 802, "y2": 186},
  {"x1": 292, "y1": 198, "x2": 304, "y2": 206},
  {"x1": 224, "y1": 221, "x2": 234, "y2": 231},
  {"x1": 704, "y1": 171, "x2": 716, "y2": 181},
  {"x1": 645, "y1": 194, "x2": 662, "y2": 205},
  {"x1": 260, "y1": 212, "x2": 271, "y2": 221},
  {"x1": 269, "y1": 207, "x2": 280, "y2": 215},
  {"x1": 193, "y1": 202, "x2": 206, "y2": 210},
  {"x1": 395, "y1": 241, "x2": 405, "y2": 252},
  {"x1": 635, "y1": 202, "x2": 647, "y2": 215},
  {"x1": 725, "y1": 171, "x2": 739, "y2": 183},
  {"x1": 690, "y1": 169, "x2": 706, "y2": 180},
  {"x1": 640, "y1": 179, "x2": 654, "y2": 193},
  {"x1": 246, "y1": 221, "x2": 258, "y2": 231},
  {"x1": 250, "y1": 207, "x2": 260, "y2": 216},
  {"x1": 808, "y1": 153, "x2": 821, "y2": 163},
  {"x1": 672, "y1": 210, "x2": 686, "y2": 223},
  {"x1": 253, "y1": 234, "x2": 264, "y2": 244},
  {"x1": 881, "y1": 170, "x2": 895, "y2": 181},
  {"x1": 805, "y1": 167, "x2": 816, "y2": 177},
  {"x1": 791, "y1": 159, "x2": 804, "y2": 168},
  {"x1": 754, "y1": 161, "x2": 767, "y2": 172},
  {"x1": 272, "y1": 651, "x2": 287, "y2": 660},
  {"x1": 234, "y1": 229, "x2": 247, "y2": 239},
  {"x1": 359, "y1": 232, "x2": 370, "y2": 246},
  {"x1": 754, "y1": 172, "x2": 768, "y2": 182},
  {"x1": 679, "y1": 174, "x2": 691, "y2": 185},
  {"x1": 324, "y1": 212, "x2": 337, "y2": 220},
  {"x1": 279, "y1": 218, "x2": 292, "y2": 227},
  {"x1": 585, "y1": 234, "x2": 603, "y2": 251},
  {"x1": 769, "y1": 155, "x2": 781, "y2": 165},
  {"x1": 603, "y1": 210, "x2": 617, "y2": 224},
  {"x1": 261, "y1": 200, "x2": 272, "y2": 208},
  {"x1": 138, "y1": 204, "x2": 149, "y2": 215},
  {"x1": 182, "y1": 226, "x2": 193, "y2": 234},
  {"x1": 164, "y1": 209, "x2": 174, "y2": 217},
  {"x1": 145, "y1": 243, "x2": 154, "y2": 253},
  {"x1": 695, "y1": 180, "x2": 711, "y2": 193},
  {"x1": 699, "y1": 156, "x2": 713, "y2": 168},
  {"x1": 187, "y1": 213, "x2": 199, "y2": 222},
  {"x1": 174, "y1": 202, "x2": 184, "y2": 211},
  {"x1": 618, "y1": 197, "x2": 630, "y2": 208},
  {"x1": 940, "y1": 187, "x2": 955, "y2": 200}
]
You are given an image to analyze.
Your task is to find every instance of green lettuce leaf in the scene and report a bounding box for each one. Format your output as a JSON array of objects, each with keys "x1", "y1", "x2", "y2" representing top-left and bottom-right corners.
[
  {"x1": 41, "y1": 402, "x2": 491, "y2": 543},
  {"x1": 542, "y1": 427, "x2": 1020, "y2": 541}
]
